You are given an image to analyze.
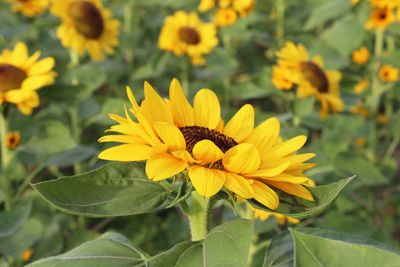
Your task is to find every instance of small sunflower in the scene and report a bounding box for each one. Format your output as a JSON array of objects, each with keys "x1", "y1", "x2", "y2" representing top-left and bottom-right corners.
[
  {"x1": 377, "y1": 114, "x2": 388, "y2": 124},
  {"x1": 0, "y1": 42, "x2": 55, "y2": 115},
  {"x1": 232, "y1": 0, "x2": 255, "y2": 17},
  {"x1": 366, "y1": 7, "x2": 395, "y2": 29},
  {"x1": 20, "y1": 249, "x2": 34, "y2": 262},
  {"x1": 198, "y1": 0, "x2": 216, "y2": 11},
  {"x1": 379, "y1": 64, "x2": 399, "y2": 81},
  {"x1": 99, "y1": 79, "x2": 316, "y2": 210},
  {"x1": 352, "y1": 46, "x2": 370, "y2": 65},
  {"x1": 215, "y1": 8, "x2": 237, "y2": 27},
  {"x1": 250, "y1": 205, "x2": 299, "y2": 224},
  {"x1": 4, "y1": 0, "x2": 49, "y2": 17},
  {"x1": 274, "y1": 41, "x2": 344, "y2": 119},
  {"x1": 6, "y1": 131, "x2": 20, "y2": 149},
  {"x1": 158, "y1": 11, "x2": 218, "y2": 65},
  {"x1": 354, "y1": 78, "x2": 370, "y2": 94},
  {"x1": 355, "y1": 137, "x2": 366, "y2": 147},
  {"x1": 350, "y1": 100, "x2": 370, "y2": 117},
  {"x1": 50, "y1": 0, "x2": 120, "y2": 61}
]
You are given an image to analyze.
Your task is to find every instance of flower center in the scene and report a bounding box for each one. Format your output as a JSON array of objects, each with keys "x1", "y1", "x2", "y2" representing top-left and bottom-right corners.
[
  {"x1": 0, "y1": 64, "x2": 27, "y2": 92},
  {"x1": 68, "y1": 1, "x2": 104, "y2": 39},
  {"x1": 300, "y1": 61, "x2": 329, "y2": 93},
  {"x1": 179, "y1": 27, "x2": 200, "y2": 45},
  {"x1": 179, "y1": 126, "x2": 237, "y2": 153},
  {"x1": 378, "y1": 9, "x2": 387, "y2": 20}
]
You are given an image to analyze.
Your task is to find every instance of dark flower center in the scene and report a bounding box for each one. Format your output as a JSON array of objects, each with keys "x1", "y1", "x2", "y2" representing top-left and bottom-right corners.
[
  {"x1": 378, "y1": 10, "x2": 387, "y2": 20},
  {"x1": 0, "y1": 64, "x2": 27, "y2": 92},
  {"x1": 179, "y1": 27, "x2": 201, "y2": 45},
  {"x1": 179, "y1": 126, "x2": 237, "y2": 153},
  {"x1": 68, "y1": 1, "x2": 104, "y2": 39},
  {"x1": 300, "y1": 61, "x2": 329, "y2": 93}
]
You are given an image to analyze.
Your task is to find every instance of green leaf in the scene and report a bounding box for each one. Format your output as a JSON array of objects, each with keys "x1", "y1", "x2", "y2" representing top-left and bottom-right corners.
[
  {"x1": 204, "y1": 219, "x2": 253, "y2": 267},
  {"x1": 304, "y1": 0, "x2": 351, "y2": 30},
  {"x1": 32, "y1": 162, "x2": 179, "y2": 217},
  {"x1": 264, "y1": 231, "x2": 293, "y2": 267},
  {"x1": 321, "y1": 15, "x2": 365, "y2": 57},
  {"x1": 292, "y1": 96, "x2": 315, "y2": 117},
  {"x1": 27, "y1": 232, "x2": 149, "y2": 267},
  {"x1": 0, "y1": 201, "x2": 32, "y2": 237},
  {"x1": 249, "y1": 176, "x2": 356, "y2": 219},
  {"x1": 46, "y1": 146, "x2": 97, "y2": 167},
  {"x1": 289, "y1": 228, "x2": 400, "y2": 267},
  {"x1": 0, "y1": 218, "x2": 43, "y2": 258},
  {"x1": 146, "y1": 241, "x2": 199, "y2": 266}
]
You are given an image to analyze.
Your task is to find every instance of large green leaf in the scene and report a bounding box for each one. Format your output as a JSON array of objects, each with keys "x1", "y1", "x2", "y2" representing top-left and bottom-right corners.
[
  {"x1": 249, "y1": 176, "x2": 355, "y2": 219},
  {"x1": 304, "y1": 0, "x2": 351, "y2": 30},
  {"x1": 263, "y1": 231, "x2": 293, "y2": 267},
  {"x1": 0, "y1": 200, "x2": 32, "y2": 237},
  {"x1": 32, "y1": 162, "x2": 185, "y2": 217},
  {"x1": 26, "y1": 232, "x2": 149, "y2": 267},
  {"x1": 289, "y1": 228, "x2": 400, "y2": 267},
  {"x1": 146, "y1": 241, "x2": 200, "y2": 266}
]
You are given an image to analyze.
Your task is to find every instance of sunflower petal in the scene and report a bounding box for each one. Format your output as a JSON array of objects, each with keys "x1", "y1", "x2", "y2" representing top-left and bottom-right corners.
[
  {"x1": 154, "y1": 122, "x2": 186, "y2": 150},
  {"x1": 275, "y1": 135, "x2": 307, "y2": 157},
  {"x1": 246, "y1": 161, "x2": 290, "y2": 177},
  {"x1": 143, "y1": 81, "x2": 174, "y2": 123},
  {"x1": 146, "y1": 152, "x2": 187, "y2": 181},
  {"x1": 268, "y1": 180, "x2": 314, "y2": 201},
  {"x1": 245, "y1": 117, "x2": 280, "y2": 150},
  {"x1": 188, "y1": 165, "x2": 225, "y2": 197},
  {"x1": 223, "y1": 143, "x2": 260, "y2": 174},
  {"x1": 251, "y1": 180, "x2": 279, "y2": 210},
  {"x1": 224, "y1": 172, "x2": 254, "y2": 199},
  {"x1": 98, "y1": 144, "x2": 152, "y2": 161},
  {"x1": 193, "y1": 89, "x2": 220, "y2": 129},
  {"x1": 28, "y1": 57, "x2": 55, "y2": 76},
  {"x1": 192, "y1": 139, "x2": 223, "y2": 162},
  {"x1": 169, "y1": 78, "x2": 194, "y2": 127},
  {"x1": 224, "y1": 104, "x2": 254, "y2": 142},
  {"x1": 98, "y1": 135, "x2": 146, "y2": 144}
]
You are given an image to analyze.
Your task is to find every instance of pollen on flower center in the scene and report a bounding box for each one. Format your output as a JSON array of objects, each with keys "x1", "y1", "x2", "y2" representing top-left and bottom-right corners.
[
  {"x1": 179, "y1": 126, "x2": 237, "y2": 153},
  {"x1": 68, "y1": 1, "x2": 104, "y2": 39},
  {"x1": 178, "y1": 27, "x2": 201, "y2": 45},
  {"x1": 300, "y1": 61, "x2": 329, "y2": 93},
  {"x1": 0, "y1": 63, "x2": 27, "y2": 92}
]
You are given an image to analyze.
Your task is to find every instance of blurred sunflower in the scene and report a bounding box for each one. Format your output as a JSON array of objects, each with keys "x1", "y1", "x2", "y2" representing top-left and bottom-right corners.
[
  {"x1": 0, "y1": 42, "x2": 55, "y2": 115},
  {"x1": 250, "y1": 205, "x2": 299, "y2": 224},
  {"x1": 198, "y1": 0, "x2": 215, "y2": 11},
  {"x1": 50, "y1": 0, "x2": 120, "y2": 61},
  {"x1": 232, "y1": 0, "x2": 255, "y2": 17},
  {"x1": 4, "y1": 0, "x2": 49, "y2": 17},
  {"x1": 215, "y1": 8, "x2": 237, "y2": 27},
  {"x1": 99, "y1": 79, "x2": 316, "y2": 210},
  {"x1": 352, "y1": 46, "x2": 370, "y2": 65},
  {"x1": 366, "y1": 7, "x2": 395, "y2": 29},
  {"x1": 158, "y1": 11, "x2": 218, "y2": 65},
  {"x1": 6, "y1": 131, "x2": 20, "y2": 149},
  {"x1": 274, "y1": 41, "x2": 344, "y2": 119},
  {"x1": 379, "y1": 64, "x2": 399, "y2": 81},
  {"x1": 354, "y1": 78, "x2": 370, "y2": 94}
]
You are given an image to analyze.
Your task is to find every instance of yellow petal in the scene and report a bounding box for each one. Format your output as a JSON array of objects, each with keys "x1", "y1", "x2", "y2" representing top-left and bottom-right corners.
[
  {"x1": 275, "y1": 136, "x2": 307, "y2": 157},
  {"x1": 21, "y1": 75, "x2": 53, "y2": 90},
  {"x1": 224, "y1": 104, "x2": 254, "y2": 142},
  {"x1": 154, "y1": 122, "x2": 186, "y2": 150},
  {"x1": 246, "y1": 161, "x2": 290, "y2": 177},
  {"x1": 267, "y1": 180, "x2": 314, "y2": 201},
  {"x1": 286, "y1": 153, "x2": 316, "y2": 164},
  {"x1": 251, "y1": 180, "x2": 279, "y2": 210},
  {"x1": 264, "y1": 175, "x2": 314, "y2": 184},
  {"x1": 28, "y1": 57, "x2": 55, "y2": 76},
  {"x1": 98, "y1": 135, "x2": 146, "y2": 144},
  {"x1": 223, "y1": 143, "x2": 260, "y2": 174},
  {"x1": 11, "y1": 42, "x2": 28, "y2": 66},
  {"x1": 143, "y1": 81, "x2": 174, "y2": 124},
  {"x1": 192, "y1": 139, "x2": 223, "y2": 162},
  {"x1": 4, "y1": 89, "x2": 25, "y2": 103},
  {"x1": 146, "y1": 152, "x2": 187, "y2": 181},
  {"x1": 224, "y1": 172, "x2": 254, "y2": 199},
  {"x1": 171, "y1": 150, "x2": 196, "y2": 164},
  {"x1": 188, "y1": 165, "x2": 225, "y2": 197},
  {"x1": 193, "y1": 89, "x2": 220, "y2": 129},
  {"x1": 98, "y1": 144, "x2": 152, "y2": 161},
  {"x1": 169, "y1": 78, "x2": 194, "y2": 127},
  {"x1": 245, "y1": 117, "x2": 280, "y2": 150}
]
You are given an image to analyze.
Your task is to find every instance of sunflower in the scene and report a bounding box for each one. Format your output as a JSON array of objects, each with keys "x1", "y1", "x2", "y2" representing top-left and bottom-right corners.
[
  {"x1": 274, "y1": 41, "x2": 344, "y2": 119},
  {"x1": 99, "y1": 79, "x2": 315, "y2": 210},
  {"x1": 366, "y1": 7, "x2": 395, "y2": 29},
  {"x1": 158, "y1": 11, "x2": 218, "y2": 65},
  {"x1": 6, "y1": 131, "x2": 20, "y2": 149},
  {"x1": 354, "y1": 78, "x2": 370, "y2": 94},
  {"x1": 4, "y1": 0, "x2": 49, "y2": 17},
  {"x1": 232, "y1": 0, "x2": 255, "y2": 17},
  {"x1": 250, "y1": 205, "x2": 299, "y2": 224},
  {"x1": 0, "y1": 42, "x2": 55, "y2": 115},
  {"x1": 50, "y1": 0, "x2": 120, "y2": 61},
  {"x1": 352, "y1": 46, "x2": 370, "y2": 65},
  {"x1": 198, "y1": 0, "x2": 216, "y2": 11},
  {"x1": 379, "y1": 64, "x2": 399, "y2": 81},
  {"x1": 215, "y1": 8, "x2": 238, "y2": 27}
]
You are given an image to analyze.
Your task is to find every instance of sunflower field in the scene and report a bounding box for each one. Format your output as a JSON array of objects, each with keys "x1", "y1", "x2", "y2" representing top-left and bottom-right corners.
[{"x1": 1, "y1": 0, "x2": 400, "y2": 266}]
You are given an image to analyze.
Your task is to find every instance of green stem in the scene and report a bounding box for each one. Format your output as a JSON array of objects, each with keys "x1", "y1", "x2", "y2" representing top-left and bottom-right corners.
[
  {"x1": 181, "y1": 57, "x2": 191, "y2": 95},
  {"x1": 0, "y1": 108, "x2": 12, "y2": 210},
  {"x1": 15, "y1": 164, "x2": 45, "y2": 201},
  {"x1": 185, "y1": 191, "x2": 209, "y2": 241},
  {"x1": 276, "y1": 0, "x2": 285, "y2": 46}
]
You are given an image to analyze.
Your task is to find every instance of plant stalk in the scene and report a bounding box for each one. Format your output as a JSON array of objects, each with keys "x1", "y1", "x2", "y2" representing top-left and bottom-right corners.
[
  {"x1": 185, "y1": 191, "x2": 209, "y2": 241},
  {"x1": 0, "y1": 108, "x2": 12, "y2": 210},
  {"x1": 276, "y1": 0, "x2": 285, "y2": 46}
]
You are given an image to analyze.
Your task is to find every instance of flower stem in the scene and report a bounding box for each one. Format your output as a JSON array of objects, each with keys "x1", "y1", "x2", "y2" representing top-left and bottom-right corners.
[
  {"x1": 184, "y1": 191, "x2": 209, "y2": 241},
  {"x1": 276, "y1": 0, "x2": 285, "y2": 46},
  {"x1": 0, "y1": 108, "x2": 12, "y2": 210}
]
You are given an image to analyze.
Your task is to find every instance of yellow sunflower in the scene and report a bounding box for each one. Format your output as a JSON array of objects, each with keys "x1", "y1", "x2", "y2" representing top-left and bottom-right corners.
[
  {"x1": 352, "y1": 46, "x2": 370, "y2": 64},
  {"x1": 271, "y1": 65, "x2": 294, "y2": 90},
  {"x1": 250, "y1": 205, "x2": 299, "y2": 224},
  {"x1": 50, "y1": 0, "x2": 120, "y2": 61},
  {"x1": 232, "y1": 0, "x2": 255, "y2": 17},
  {"x1": 366, "y1": 7, "x2": 395, "y2": 29},
  {"x1": 158, "y1": 11, "x2": 218, "y2": 65},
  {"x1": 4, "y1": 0, "x2": 49, "y2": 17},
  {"x1": 0, "y1": 42, "x2": 55, "y2": 115},
  {"x1": 198, "y1": 0, "x2": 216, "y2": 11},
  {"x1": 6, "y1": 131, "x2": 20, "y2": 149},
  {"x1": 354, "y1": 78, "x2": 370, "y2": 94},
  {"x1": 99, "y1": 79, "x2": 316, "y2": 210},
  {"x1": 275, "y1": 41, "x2": 344, "y2": 119},
  {"x1": 379, "y1": 64, "x2": 399, "y2": 81},
  {"x1": 215, "y1": 8, "x2": 238, "y2": 27}
]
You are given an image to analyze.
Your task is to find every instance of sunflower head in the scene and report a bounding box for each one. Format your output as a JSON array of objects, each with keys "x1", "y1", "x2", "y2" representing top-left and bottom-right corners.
[
  {"x1": 352, "y1": 46, "x2": 370, "y2": 65},
  {"x1": 354, "y1": 78, "x2": 370, "y2": 94},
  {"x1": 0, "y1": 42, "x2": 55, "y2": 115},
  {"x1": 68, "y1": 1, "x2": 104, "y2": 39},
  {"x1": 99, "y1": 79, "x2": 316, "y2": 210},
  {"x1": 6, "y1": 131, "x2": 21, "y2": 149},
  {"x1": 7, "y1": 0, "x2": 49, "y2": 17},
  {"x1": 215, "y1": 8, "x2": 238, "y2": 27},
  {"x1": 366, "y1": 7, "x2": 395, "y2": 29},
  {"x1": 379, "y1": 64, "x2": 399, "y2": 82},
  {"x1": 300, "y1": 61, "x2": 329, "y2": 93}
]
